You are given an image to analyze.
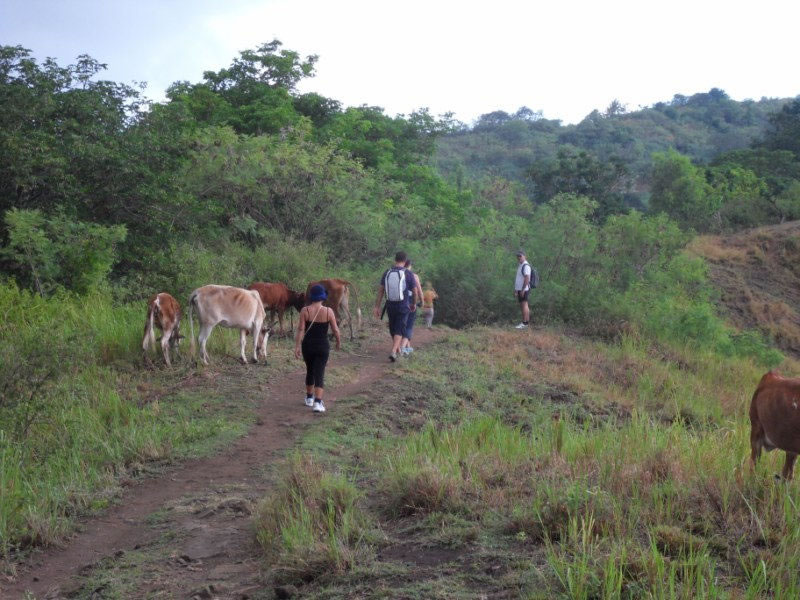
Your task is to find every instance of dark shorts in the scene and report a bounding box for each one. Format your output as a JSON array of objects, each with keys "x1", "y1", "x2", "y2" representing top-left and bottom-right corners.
[
  {"x1": 516, "y1": 290, "x2": 530, "y2": 303},
  {"x1": 386, "y1": 303, "x2": 409, "y2": 337}
]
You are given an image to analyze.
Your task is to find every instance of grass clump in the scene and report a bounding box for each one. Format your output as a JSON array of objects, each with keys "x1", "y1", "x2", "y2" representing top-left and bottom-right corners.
[{"x1": 255, "y1": 455, "x2": 374, "y2": 585}]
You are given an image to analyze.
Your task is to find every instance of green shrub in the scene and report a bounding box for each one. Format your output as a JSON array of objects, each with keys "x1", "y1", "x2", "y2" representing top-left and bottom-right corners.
[{"x1": 2, "y1": 208, "x2": 126, "y2": 295}]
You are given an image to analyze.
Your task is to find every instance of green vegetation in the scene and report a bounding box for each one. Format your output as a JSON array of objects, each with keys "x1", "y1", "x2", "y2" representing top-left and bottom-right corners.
[{"x1": 1, "y1": 38, "x2": 797, "y2": 594}]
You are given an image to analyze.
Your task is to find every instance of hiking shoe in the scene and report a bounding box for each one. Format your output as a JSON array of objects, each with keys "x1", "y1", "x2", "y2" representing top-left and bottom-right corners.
[
  {"x1": 389, "y1": 352, "x2": 397, "y2": 362},
  {"x1": 312, "y1": 400, "x2": 326, "y2": 413},
  {"x1": 403, "y1": 347, "x2": 414, "y2": 354},
  {"x1": 515, "y1": 322, "x2": 529, "y2": 329},
  {"x1": 304, "y1": 396, "x2": 314, "y2": 407}
]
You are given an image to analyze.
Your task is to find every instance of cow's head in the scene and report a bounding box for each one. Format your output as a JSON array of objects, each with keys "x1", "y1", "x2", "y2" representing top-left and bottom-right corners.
[{"x1": 290, "y1": 291, "x2": 306, "y2": 311}]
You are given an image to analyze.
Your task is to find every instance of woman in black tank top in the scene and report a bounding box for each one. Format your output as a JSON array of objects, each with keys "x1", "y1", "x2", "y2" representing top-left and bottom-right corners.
[{"x1": 294, "y1": 284, "x2": 341, "y2": 413}]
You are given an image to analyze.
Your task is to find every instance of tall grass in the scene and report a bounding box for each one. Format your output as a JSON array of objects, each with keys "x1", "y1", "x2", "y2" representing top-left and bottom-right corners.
[
  {"x1": 0, "y1": 282, "x2": 252, "y2": 560},
  {"x1": 367, "y1": 327, "x2": 800, "y2": 596},
  {"x1": 254, "y1": 455, "x2": 374, "y2": 585}
]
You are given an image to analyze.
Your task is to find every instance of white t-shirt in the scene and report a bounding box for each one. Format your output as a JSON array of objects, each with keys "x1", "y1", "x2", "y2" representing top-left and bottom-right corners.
[{"x1": 515, "y1": 261, "x2": 532, "y2": 292}]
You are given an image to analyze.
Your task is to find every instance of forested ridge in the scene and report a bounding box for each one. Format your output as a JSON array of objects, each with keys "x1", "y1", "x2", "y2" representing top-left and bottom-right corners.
[
  {"x1": 3, "y1": 39, "x2": 800, "y2": 585},
  {"x1": 437, "y1": 91, "x2": 800, "y2": 225}
]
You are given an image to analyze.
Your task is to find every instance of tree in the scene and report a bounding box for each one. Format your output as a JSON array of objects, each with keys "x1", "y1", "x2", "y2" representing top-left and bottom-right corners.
[
  {"x1": 605, "y1": 99, "x2": 627, "y2": 118},
  {"x1": 649, "y1": 150, "x2": 717, "y2": 230},
  {"x1": 762, "y1": 97, "x2": 800, "y2": 158},
  {"x1": 527, "y1": 148, "x2": 632, "y2": 220},
  {"x1": 202, "y1": 40, "x2": 317, "y2": 92}
]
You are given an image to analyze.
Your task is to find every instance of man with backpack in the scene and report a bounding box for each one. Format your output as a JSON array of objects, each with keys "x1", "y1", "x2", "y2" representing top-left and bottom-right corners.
[
  {"x1": 374, "y1": 251, "x2": 422, "y2": 362},
  {"x1": 514, "y1": 250, "x2": 538, "y2": 329}
]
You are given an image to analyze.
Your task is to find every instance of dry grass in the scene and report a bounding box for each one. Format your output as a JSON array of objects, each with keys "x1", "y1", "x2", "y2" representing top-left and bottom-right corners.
[
  {"x1": 692, "y1": 222, "x2": 800, "y2": 357},
  {"x1": 689, "y1": 235, "x2": 750, "y2": 264}
]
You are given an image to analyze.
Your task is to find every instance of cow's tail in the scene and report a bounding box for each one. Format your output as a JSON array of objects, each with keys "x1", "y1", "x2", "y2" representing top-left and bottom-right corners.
[
  {"x1": 347, "y1": 281, "x2": 362, "y2": 328},
  {"x1": 143, "y1": 298, "x2": 157, "y2": 352},
  {"x1": 188, "y1": 289, "x2": 198, "y2": 356}
]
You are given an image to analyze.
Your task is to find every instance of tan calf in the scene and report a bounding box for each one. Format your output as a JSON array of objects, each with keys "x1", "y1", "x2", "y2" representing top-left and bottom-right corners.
[
  {"x1": 142, "y1": 292, "x2": 182, "y2": 367},
  {"x1": 188, "y1": 285, "x2": 269, "y2": 365}
]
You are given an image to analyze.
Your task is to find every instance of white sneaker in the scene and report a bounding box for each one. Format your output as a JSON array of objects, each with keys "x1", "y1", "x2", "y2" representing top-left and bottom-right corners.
[
  {"x1": 312, "y1": 400, "x2": 326, "y2": 413},
  {"x1": 515, "y1": 322, "x2": 529, "y2": 329},
  {"x1": 304, "y1": 396, "x2": 314, "y2": 407}
]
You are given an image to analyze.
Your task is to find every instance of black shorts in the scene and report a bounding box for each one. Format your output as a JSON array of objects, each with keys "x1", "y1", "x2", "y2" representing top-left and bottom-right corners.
[
  {"x1": 516, "y1": 290, "x2": 530, "y2": 303},
  {"x1": 386, "y1": 304, "x2": 409, "y2": 337}
]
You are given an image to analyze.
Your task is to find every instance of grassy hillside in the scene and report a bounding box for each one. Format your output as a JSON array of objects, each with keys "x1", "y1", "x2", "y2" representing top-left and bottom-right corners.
[
  {"x1": 690, "y1": 221, "x2": 800, "y2": 356},
  {"x1": 255, "y1": 325, "x2": 800, "y2": 598}
]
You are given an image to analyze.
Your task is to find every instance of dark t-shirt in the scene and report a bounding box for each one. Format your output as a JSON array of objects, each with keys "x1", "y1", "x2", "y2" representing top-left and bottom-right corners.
[{"x1": 380, "y1": 267, "x2": 415, "y2": 313}]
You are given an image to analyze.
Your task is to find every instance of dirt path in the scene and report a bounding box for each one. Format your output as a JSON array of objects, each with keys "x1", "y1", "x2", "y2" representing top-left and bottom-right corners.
[{"x1": 5, "y1": 326, "x2": 440, "y2": 599}]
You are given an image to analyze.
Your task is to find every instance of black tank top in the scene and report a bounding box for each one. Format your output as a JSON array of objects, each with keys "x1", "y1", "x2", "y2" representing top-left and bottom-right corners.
[{"x1": 302, "y1": 307, "x2": 330, "y2": 348}]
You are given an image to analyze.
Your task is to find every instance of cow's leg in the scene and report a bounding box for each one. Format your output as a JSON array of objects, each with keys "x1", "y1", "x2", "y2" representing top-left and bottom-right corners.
[
  {"x1": 750, "y1": 417, "x2": 764, "y2": 472},
  {"x1": 261, "y1": 327, "x2": 270, "y2": 361},
  {"x1": 170, "y1": 323, "x2": 182, "y2": 357},
  {"x1": 345, "y1": 307, "x2": 354, "y2": 340},
  {"x1": 161, "y1": 326, "x2": 173, "y2": 367},
  {"x1": 240, "y1": 329, "x2": 249, "y2": 364},
  {"x1": 277, "y1": 309, "x2": 285, "y2": 337},
  {"x1": 782, "y1": 452, "x2": 798, "y2": 480},
  {"x1": 198, "y1": 324, "x2": 214, "y2": 365},
  {"x1": 251, "y1": 320, "x2": 263, "y2": 363}
]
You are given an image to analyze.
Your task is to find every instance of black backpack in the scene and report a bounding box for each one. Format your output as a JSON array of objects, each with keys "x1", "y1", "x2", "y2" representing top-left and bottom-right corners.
[{"x1": 530, "y1": 265, "x2": 540, "y2": 289}]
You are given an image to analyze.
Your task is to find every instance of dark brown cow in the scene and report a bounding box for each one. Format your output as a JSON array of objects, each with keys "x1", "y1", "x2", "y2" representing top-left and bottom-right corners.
[
  {"x1": 750, "y1": 370, "x2": 800, "y2": 480},
  {"x1": 305, "y1": 279, "x2": 361, "y2": 340},
  {"x1": 142, "y1": 292, "x2": 182, "y2": 367},
  {"x1": 248, "y1": 282, "x2": 305, "y2": 336}
]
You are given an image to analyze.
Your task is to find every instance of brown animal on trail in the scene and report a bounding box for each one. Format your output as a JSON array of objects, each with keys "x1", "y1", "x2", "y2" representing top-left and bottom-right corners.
[
  {"x1": 188, "y1": 285, "x2": 270, "y2": 365},
  {"x1": 142, "y1": 292, "x2": 183, "y2": 367},
  {"x1": 750, "y1": 370, "x2": 800, "y2": 480},
  {"x1": 248, "y1": 282, "x2": 305, "y2": 337},
  {"x1": 305, "y1": 278, "x2": 362, "y2": 340}
]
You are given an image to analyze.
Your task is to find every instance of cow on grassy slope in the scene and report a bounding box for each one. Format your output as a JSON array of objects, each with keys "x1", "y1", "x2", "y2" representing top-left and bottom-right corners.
[
  {"x1": 142, "y1": 292, "x2": 182, "y2": 367},
  {"x1": 248, "y1": 282, "x2": 305, "y2": 337},
  {"x1": 750, "y1": 370, "x2": 800, "y2": 480},
  {"x1": 188, "y1": 285, "x2": 270, "y2": 365},
  {"x1": 305, "y1": 278, "x2": 361, "y2": 340}
]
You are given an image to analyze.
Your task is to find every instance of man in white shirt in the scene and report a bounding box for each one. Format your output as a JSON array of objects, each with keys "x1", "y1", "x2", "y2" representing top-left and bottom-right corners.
[{"x1": 514, "y1": 250, "x2": 532, "y2": 329}]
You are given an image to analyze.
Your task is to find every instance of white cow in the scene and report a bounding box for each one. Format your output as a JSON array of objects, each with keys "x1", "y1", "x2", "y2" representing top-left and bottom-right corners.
[{"x1": 188, "y1": 285, "x2": 270, "y2": 365}]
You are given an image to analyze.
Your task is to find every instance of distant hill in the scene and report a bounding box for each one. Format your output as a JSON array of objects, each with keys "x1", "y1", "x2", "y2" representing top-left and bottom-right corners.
[
  {"x1": 690, "y1": 221, "x2": 800, "y2": 356},
  {"x1": 434, "y1": 90, "x2": 791, "y2": 199}
]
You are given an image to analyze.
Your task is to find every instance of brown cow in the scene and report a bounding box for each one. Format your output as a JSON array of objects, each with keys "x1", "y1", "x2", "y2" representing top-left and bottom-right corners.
[
  {"x1": 750, "y1": 370, "x2": 800, "y2": 480},
  {"x1": 188, "y1": 285, "x2": 270, "y2": 365},
  {"x1": 142, "y1": 292, "x2": 182, "y2": 367},
  {"x1": 248, "y1": 282, "x2": 305, "y2": 337},
  {"x1": 305, "y1": 279, "x2": 361, "y2": 340}
]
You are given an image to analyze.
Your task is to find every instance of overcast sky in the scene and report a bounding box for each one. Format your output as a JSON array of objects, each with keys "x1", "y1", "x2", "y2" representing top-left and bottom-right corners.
[{"x1": 2, "y1": 0, "x2": 798, "y2": 125}]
